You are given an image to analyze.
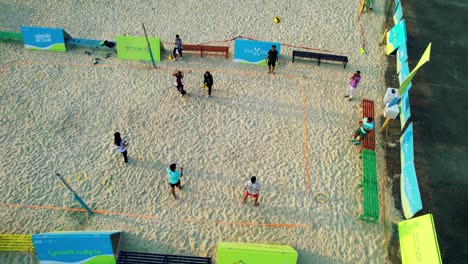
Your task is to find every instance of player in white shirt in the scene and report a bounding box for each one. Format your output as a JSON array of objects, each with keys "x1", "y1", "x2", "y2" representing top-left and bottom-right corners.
[{"x1": 242, "y1": 176, "x2": 260, "y2": 206}]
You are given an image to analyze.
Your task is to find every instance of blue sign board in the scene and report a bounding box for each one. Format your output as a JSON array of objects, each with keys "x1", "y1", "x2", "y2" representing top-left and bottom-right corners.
[
  {"x1": 399, "y1": 90, "x2": 411, "y2": 129},
  {"x1": 400, "y1": 123, "x2": 414, "y2": 166},
  {"x1": 396, "y1": 42, "x2": 408, "y2": 73},
  {"x1": 399, "y1": 61, "x2": 410, "y2": 85},
  {"x1": 386, "y1": 19, "x2": 407, "y2": 55},
  {"x1": 20, "y1": 26, "x2": 67, "y2": 52},
  {"x1": 234, "y1": 39, "x2": 281, "y2": 65},
  {"x1": 393, "y1": 2, "x2": 403, "y2": 24},
  {"x1": 32, "y1": 231, "x2": 121, "y2": 264}
]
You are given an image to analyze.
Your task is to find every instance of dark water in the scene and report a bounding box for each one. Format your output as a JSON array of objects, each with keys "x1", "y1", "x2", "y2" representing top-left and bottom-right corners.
[{"x1": 386, "y1": 0, "x2": 468, "y2": 263}]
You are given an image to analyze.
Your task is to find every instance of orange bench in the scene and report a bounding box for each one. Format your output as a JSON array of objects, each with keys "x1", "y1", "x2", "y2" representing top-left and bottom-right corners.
[
  {"x1": 183, "y1": 44, "x2": 229, "y2": 59},
  {"x1": 360, "y1": 99, "x2": 375, "y2": 153}
]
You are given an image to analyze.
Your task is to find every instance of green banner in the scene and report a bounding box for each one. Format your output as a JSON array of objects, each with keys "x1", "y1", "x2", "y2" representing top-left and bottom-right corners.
[
  {"x1": 116, "y1": 35, "x2": 160, "y2": 62},
  {"x1": 398, "y1": 214, "x2": 442, "y2": 264},
  {"x1": 398, "y1": 43, "x2": 432, "y2": 95}
]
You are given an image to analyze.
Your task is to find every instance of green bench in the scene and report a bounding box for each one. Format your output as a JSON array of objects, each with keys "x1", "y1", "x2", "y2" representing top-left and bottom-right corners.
[{"x1": 359, "y1": 149, "x2": 379, "y2": 222}]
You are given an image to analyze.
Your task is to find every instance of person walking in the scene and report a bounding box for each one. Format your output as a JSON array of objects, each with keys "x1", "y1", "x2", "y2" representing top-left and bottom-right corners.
[
  {"x1": 266, "y1": 45, "x2": 278, "y2": 74},
  {"x1": 349, "y1": 116, "x2": 374, "y2": 145},
  {"x1": 114, "y1": 132, "x2": 129, "y2": 164},
  {"x1": 173, "y1": 35, "x2": 183, "y2": 60},
  {"x1": 167, "y1": 163, "x2": 183, "y2": 200},
  {"x1": 345, "y1": 71, "x2": 361, "y2": 101},
  {"x1": 173, "y1": 70, "x2": 187, "y2": 95},
  {"x1": 242, "y1": 176, "x2": 260, "y2": 206},
  {"x1": 203, "y1": 71, "x2": 214, "y2": 96}
]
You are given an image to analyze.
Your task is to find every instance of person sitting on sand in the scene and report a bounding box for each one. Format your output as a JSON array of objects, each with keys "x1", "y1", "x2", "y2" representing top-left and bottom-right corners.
[
  {"x1": 349, "y1": 117, "x2": 374, "y2": 145},
  {"x1": 173, "y1": 70, "x2": 187, "y2": 96},
  {"x1": 167, "y1": 163, "x2": 183, "y2": 200},
  {"x1": 242, "y1": 176, "x2": 260, "y2": 206}
]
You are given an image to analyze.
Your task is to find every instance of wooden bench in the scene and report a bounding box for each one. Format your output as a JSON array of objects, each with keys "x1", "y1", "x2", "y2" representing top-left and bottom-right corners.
[
  {"x1": 359, "y1": 149, "x2": 379, "y2": 223},
  {"x1": 117, "y1": 251, "x2": 212, "y2": 264},
  {"x1": 183, "y1": 44, "x2": 229, "y2": 59},
  {"x1": 359, "y1": 99, "x2": 375, "y2": 153},
  {"x1": 292, "y1": 50, "x2": 348, "y2": 68}
]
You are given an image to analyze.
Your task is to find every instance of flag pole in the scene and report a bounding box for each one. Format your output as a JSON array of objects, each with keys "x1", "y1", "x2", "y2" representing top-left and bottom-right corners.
[
  {"x1": 142, "y1": 23, "x2": 156, "y2": 68},
  {"x1": 56, "y1": 173, "x2": 93, "y2": 215}
]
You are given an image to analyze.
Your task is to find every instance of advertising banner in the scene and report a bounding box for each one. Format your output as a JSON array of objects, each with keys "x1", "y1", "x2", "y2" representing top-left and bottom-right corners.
[
  {"x1": 396, "y1": 42, "x2": 408, "y2": 73},
  {"x1": 234, "y1": 39, "x2": 281, "y2": 65},
  {"x1": 400, "y1": 124, "x2": 423, "y2": 218},
  {"x1": 218, "y1": 242, "x2": 297, "y2": 264},
  {"x1": 399, "y1": 61, "x2": 410, "y2": 85},
  {"x1": 399, "y1": 90, "x2": 411, "y2": 129},
  {"x1": 32, "y1": 231, "x2": 121, "y2": 264},
  {"x1": 398, "y1": 214, "x2": 442, "y2": 264},
  {"x1": 116, "y1": 35, "x2": 161, "y2": 62},
  {"x1": 386, "y1": 19, "x2": 407, "y2": 55},
  {"x1": 20, "y1": 26, "x2": 66, "y2": 52},
  {"x1": 393, "y1": 2, "x2": 403, "y2": 24}
]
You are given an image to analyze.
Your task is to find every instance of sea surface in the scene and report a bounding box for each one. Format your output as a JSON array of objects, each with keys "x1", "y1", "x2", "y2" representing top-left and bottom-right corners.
[{"x1": 401, "y1": 0, "x2": 468, "y2": 262}]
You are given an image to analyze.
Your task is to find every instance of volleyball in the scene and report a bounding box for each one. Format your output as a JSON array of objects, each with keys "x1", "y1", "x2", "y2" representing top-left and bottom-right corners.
[
  {"x1": 168, "y1": 54, "x2": 174, "y2": 60},
  {"x1": 274, "y1": 16, "x2": 281, "y2": 23}
]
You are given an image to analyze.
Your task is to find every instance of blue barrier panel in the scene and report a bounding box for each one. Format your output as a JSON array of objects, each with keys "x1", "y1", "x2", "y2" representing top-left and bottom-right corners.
[
  {"x1": 234, "y1": 39, "x2": 281, "y2": 65},
  {"x1": 393, "y1": 2, "x2": 403, "y2": 24},
  {"x1": 386, "y1": 19, "x2": 407, "y2": 55},
  {"x1": 399, "y1": 61, "x2": 410, "y2": 85},
  {"x1": 400, "y1": 123, "x2": 422, "y2": 219},
  {"x1": 397, "y1": 42, "x2": 408, "y2": 73},
  {"x1": 20, "y1": 26, "x2": 66, "y2": 52},
  {"x1": 399, "y1": 89, "x2": 411, "y2": 129},
  {"x1": 32, "y1": 231, "x2": 121, "y2": 264}
]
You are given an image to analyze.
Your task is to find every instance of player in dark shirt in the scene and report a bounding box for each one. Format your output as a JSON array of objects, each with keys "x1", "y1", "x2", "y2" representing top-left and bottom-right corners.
[{"x1": 266, "y1": 45, "x2": 278, "y2": 74}]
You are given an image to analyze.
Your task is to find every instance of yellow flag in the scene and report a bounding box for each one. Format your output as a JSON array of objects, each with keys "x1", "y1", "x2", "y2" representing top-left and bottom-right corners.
[{"x1": 398, "y1": 43, "x2": 432, "y2": 95}]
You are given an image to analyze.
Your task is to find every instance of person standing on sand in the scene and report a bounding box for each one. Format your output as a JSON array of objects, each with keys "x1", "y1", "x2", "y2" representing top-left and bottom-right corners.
[
  {"x1": 345, "y1": 71, "x2": 361, "y2": 101},
  {"x1": 266, "y1": 45, "x2": 278, "y2": 74},
  {"x1": 167, "y1": 163, "x2": 183, "y2": 200},
  {"x1": 242, "y1": 176, "x2": 260, "y2": 206},
  {"x1": 203, "y1": 71, "x2": 214, "y2": 96},
  {"x1": 173, "y1": 70, "x2": 187, "y2": 96},
  {"x1": 173, "y1": 35, "x2": 183, "y2": 60},
  {"x1": 114, "y1": 132, "x2": 129, "y2": 164},
  {"x1": 349, "y1": 117, "x2": 374, "y2": 145}
]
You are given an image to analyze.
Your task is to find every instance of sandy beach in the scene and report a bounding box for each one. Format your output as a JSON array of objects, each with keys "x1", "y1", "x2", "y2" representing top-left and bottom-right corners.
[{"x1": 0, "y1": 0, "x2": 397, "y2": 263}]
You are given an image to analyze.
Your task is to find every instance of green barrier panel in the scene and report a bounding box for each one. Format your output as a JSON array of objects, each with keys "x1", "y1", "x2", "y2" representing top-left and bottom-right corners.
[
  {"x1": 116, "y1": 35, "x2": 161, "y2": 62},
  {"x1": 398, "y1": 214, "x2": 442, "y2": 264},
  {"x1": 217, "y1": 242, "x2": 298, "y2": 264},
  {"x1": 0, "y1": 31, "x2": 23, "y2": 41}
]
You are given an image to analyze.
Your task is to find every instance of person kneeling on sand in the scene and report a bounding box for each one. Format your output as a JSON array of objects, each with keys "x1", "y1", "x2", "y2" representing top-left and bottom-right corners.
[
  {"x1": 167, "y1": 163, "x2": 183, "y2": 200},
  {"x1": 349, "y1": 117, "x2": 374, "y2": 145},
  {"x1": 242, "y1": 176, "x2": 260, "y2": 206},
  {"x1": 173, "y1": 70, "x2": 187, "y2": 96}
]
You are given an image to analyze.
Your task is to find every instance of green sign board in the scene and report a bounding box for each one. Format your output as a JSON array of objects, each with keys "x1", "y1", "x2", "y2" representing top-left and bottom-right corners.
[
  {"x1": 398, "y1": 214, "x2": 442, "y2": 264},
  {"x1": 217, "y1": 242, "x2": 298, "y2": 264},
  {"x1": 116, "y1": 35, "x2": 161, "y2": 62}
]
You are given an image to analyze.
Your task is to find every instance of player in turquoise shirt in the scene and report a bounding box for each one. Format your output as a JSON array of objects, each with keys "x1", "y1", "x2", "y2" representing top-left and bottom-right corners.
[{"x1": 167, "y1": 163, "x2": 183, "y2": 200}]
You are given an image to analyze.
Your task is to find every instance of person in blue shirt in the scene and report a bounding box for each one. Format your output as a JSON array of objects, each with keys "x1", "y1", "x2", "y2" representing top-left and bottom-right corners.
[
  {"x1": 167, "y1": 163, "x2": 183, "y2": 200},
  {"x1": 350, "y1": 117, "x2": 374, "y2": 145}
]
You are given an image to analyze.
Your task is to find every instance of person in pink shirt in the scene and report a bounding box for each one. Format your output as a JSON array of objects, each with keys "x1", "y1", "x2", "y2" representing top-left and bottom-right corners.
[{"x1": 344, "y1": 71, "x2": 361, "y2": 101}]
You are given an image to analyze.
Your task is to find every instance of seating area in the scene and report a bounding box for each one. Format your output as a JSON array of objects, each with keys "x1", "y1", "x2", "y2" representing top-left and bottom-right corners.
[
  {"x1": 292, "y1": 50, "x2": 348, "y2": 68},
  {"x1": 359, "y1": 99, "x2": 375, "y2": 153},
  {"x1": 183, "y1": 44, "x2": 229, "y2": 59},
  {"x1": 359, "y1": 149, "x2": 379, "y2": 223},
  {"x1": 117, "y1": 251, "x2": 212, "y2": 264}
]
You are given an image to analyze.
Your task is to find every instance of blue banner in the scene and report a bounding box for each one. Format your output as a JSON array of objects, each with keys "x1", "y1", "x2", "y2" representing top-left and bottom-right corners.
[
  {"x1": 386, "y1": 19, "x2": 407, "y2": 55},
  {"x1": 234, "y1": 39, "x2": 281, "y2": 65},
  {"x1": 399, "y1": 61, "x2": 410, "y2": 85},
  {"x1": 393, "y1": 2, "x2": 403, "y2": 24},
  {"x1": 399, "y1": 90, "x2": 411, "y2": 129},
  {"x1": 396, "y1": 42, "x2": 408, "y2": 73},
  {"x1": 32, "y1": 231, "x2": 120, "y2": 264},
  {"x1": 400, "y1": 124, "x2": 422, "y2": 218},
  {"x1": 20, "y1": 26, "x2": 66, "y2": 52}
]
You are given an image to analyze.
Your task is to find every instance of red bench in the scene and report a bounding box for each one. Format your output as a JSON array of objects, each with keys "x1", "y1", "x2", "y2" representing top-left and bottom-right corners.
[
  {"x1": 183, "y1": 44, "x2": 229, "y2": 59},
  {"x1": 359, "y1": 99, "x2": 375, "y2": 153}
]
